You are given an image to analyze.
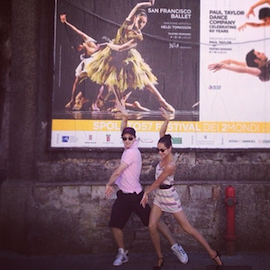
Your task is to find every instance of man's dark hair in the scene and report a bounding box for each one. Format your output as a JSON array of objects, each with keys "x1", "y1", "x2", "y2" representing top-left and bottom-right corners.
[
  {"x1": 246, "y1": 49, "x2": 259, "y2": 68},
  {"x1": 259, "y1": 7, "x2": 270, "y2": 20}
]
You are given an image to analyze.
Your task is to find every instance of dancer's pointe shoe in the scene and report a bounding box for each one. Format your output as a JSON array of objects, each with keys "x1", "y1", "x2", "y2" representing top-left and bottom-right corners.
[
  {"x1": 110, "y1": 107, "x2": 119, "y2": 113},
  {"x1": 91, "y1": 103, "x2": 100, "y2": 111},
  {"x1": 153, "y1": 257, "x2": 164, "y2": 270},
  {"x1": 211, "y1": 251, "x2": 223, "y2": 266},
  {"x1": 72, "y1": 97, "x2": 89, "y2": 111},
  {"x1": 159, "y1": 100, "x2": 175, "y2": 113},
  {"x1": 65, "y1": 101, "x2": 74, "y2": 110},
  {"x1": 132, "y1": 101, "x2": 150, "y2": 112}
]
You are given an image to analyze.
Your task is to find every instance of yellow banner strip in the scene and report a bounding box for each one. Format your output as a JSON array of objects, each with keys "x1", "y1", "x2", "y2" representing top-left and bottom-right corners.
[{"x1": 52, "y1": 120, "x2": 270, "y2": 133}]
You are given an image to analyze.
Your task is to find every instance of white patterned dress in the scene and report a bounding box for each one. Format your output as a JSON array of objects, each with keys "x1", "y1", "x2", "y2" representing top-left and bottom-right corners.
[{"x1": 153, "y1": 162, "x2": 182, "y2": 213}]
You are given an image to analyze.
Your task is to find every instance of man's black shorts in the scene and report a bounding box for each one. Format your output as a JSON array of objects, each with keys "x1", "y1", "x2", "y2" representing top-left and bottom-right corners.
[{"x1": 109, "y1": 190, "x2": 151, "y2": 229}]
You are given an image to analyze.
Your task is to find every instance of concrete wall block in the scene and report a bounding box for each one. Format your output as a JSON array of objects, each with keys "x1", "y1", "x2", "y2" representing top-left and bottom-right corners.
[
  {"x1": 91, "y1": 185, "x2": 105, "y2": 200},
  {"x1": 178, "y1": 152, "x2": 196, "y2": 169},
  {"x1": 174, "y1": 185, "x2": 189, "y2": 201},
  {"x1": 212, "y1": 185, "x2": 221, "y2": 200},
  {"x1": 37, "y1": 159, "x2": 112, "y2": 182},
  {"x1": 189, "y1": 185, "x2": 213, "y2": 200},
  {"x1": 78, "y1": 186, "x2": 92, "y2": 197},
  {"x1": 133, "y1": 228, "x2": 149, "y2": 240}
]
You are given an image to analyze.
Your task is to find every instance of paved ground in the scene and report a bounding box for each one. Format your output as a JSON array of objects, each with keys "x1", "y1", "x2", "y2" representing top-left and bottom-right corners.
[{"x1": 1, "y1": 250, "x2": 270, "y2": 270}]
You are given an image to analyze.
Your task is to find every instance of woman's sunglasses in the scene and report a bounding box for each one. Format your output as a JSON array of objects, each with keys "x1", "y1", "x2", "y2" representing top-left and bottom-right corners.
[
  {"x1": 122, "y1": 137, "x2": 134, "y2": 141},
  {"x1": 157, "y1": 148, "x2": 167, "y2": 153}
]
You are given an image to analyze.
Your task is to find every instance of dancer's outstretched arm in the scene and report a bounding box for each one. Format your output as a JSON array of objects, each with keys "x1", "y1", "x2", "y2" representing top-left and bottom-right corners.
[
  {"x1": 126, "y1": 1, "x2": 154, "y2": 21},
  {"x1": 238, "y1": 21, "x2": 270, "y2": 31},
  {"x1": 246, "y1": 0, "x2": 270, "y2": 18},
  {"x1": 60, "y1": 14, "x2": 96, "y2": 43},
  {"x1": 208, "y1": 61, "x2": 261, "y2": 76}
]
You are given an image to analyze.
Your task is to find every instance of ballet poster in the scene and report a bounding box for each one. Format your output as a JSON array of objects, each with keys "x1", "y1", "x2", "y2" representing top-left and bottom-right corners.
[{"x1": 51, "y1": 0, "x2": 270, "y2": 149}]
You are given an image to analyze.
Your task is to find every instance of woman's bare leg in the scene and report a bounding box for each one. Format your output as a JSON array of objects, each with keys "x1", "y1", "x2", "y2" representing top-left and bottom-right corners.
[
  {"x1": 173, "y1": 210, "x2": 222, "y2": 266},
  {"x1": 148, "y1": 205, "x2": 164, "y2": 260},
  {"x1": 157, "y1": 219, "x2": 176, "y2": 246}
]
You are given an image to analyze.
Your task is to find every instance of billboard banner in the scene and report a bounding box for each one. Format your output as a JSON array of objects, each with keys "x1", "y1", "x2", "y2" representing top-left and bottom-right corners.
[{"x1": 51, "y1": 0, "x2": 270, "y2": 149}]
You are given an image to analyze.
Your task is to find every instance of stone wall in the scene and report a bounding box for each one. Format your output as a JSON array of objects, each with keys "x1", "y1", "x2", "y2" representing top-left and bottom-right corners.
[
  {"x1": 1, "y1": 180, "x2": 270, "y2": 255},
  {"x1": 0, "y1": 0, "x2": 269, "y2": 256}
]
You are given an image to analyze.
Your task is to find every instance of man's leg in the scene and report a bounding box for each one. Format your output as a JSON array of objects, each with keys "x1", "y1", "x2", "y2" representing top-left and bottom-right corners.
[
  {"x1": 109, "y1": 191, "x2": 131, "y2": 266},
  {"x1": 111, "y1": 227, "x2": 125, "y2": 249}
]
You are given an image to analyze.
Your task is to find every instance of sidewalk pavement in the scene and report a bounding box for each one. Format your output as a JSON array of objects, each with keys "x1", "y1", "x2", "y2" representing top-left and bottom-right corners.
[{"x1": 0, "y1": 250, "x2": 269, "y2": 270}]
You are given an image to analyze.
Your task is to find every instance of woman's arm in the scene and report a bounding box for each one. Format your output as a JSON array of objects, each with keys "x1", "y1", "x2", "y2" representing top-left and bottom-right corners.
[
  {"x1": 126, "y1": 1, "x2": 154, "y2": 21},
  {"x1": 159, "y1": 107, "x2": 170, "y2": 138},
  {"x1": 140, "y1": 163, "x2": 175, "y2": 207},
  {"x1": 107, "y1": 39, "x2": 137, "y2": 52}
]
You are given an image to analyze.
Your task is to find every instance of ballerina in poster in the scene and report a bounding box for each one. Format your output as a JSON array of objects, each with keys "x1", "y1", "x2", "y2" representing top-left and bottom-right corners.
[{"x1": 82, "y1": 0, "x2": 175, "y2": 113}]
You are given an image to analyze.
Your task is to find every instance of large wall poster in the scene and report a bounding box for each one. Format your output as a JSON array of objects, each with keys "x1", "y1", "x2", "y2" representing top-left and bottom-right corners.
[
  {"x1": 201, "y1": 0, "x2": 270, "y2": 148},
  {"x1": 51, "y1": 0, "x2": 270, "y2": 149}
]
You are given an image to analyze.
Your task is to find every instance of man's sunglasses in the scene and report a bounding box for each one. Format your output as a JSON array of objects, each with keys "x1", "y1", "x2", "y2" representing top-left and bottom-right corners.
[{"x1": 122, "y1": 137, "x2": 134, "y2": 141}]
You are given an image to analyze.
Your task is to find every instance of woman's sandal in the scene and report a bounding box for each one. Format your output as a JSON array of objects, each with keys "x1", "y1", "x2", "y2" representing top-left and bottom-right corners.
[
  {"x1": 212, "y1": 251, "x2": 223, "y2": 266},
  {"x1": 153, "y1": 257, "x2": 164, "y2": 270}
]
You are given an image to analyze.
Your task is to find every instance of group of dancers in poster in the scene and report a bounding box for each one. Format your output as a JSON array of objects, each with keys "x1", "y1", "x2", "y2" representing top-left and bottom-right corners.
[
  {"x1": 61, "y1": 0, "x2": 269, "y2": 113},
  {"x1": 61, "y1": 0, "x2": 174, "y2": 113}
]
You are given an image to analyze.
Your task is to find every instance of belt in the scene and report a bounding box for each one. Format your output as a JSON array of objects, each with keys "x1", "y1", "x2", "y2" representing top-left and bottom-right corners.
[{"x1": 159, "y1": 184, "x2": 172, "y2": 189}]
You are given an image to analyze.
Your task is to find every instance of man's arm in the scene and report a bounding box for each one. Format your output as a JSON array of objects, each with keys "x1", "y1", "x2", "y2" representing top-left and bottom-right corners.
[
  {"x1": 208, "y1": 62, "x2": 261, "y2": 76},
  {"x1": 105, "y1": 162, "x2": 128, "y2": 197},
  {"x1": 238, "y1": 22, "x2": 269, "y2": 31},
  {"x1": 115, "y1": 100, "x2": 129, "y2": 132},
  {"x1": 121, "y1": 114, "x2": 128, "y2": 133},
  {"x1": 220, "y1": 59, "x2": 247, "y2": 66}
]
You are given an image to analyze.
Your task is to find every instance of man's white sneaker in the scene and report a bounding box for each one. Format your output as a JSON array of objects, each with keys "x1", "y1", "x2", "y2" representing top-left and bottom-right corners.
[
  {"x1": 171, "y1": 243, "x2": 188, "y2": 264},
  {"x1": 113, "y1": 248, "x2": 129, "y2": 266}
]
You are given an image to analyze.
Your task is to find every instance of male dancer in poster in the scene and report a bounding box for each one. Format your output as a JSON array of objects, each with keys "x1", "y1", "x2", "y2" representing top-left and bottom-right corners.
[{"x1": 208, "y1": 49, "x2": 270, "y2": 82}]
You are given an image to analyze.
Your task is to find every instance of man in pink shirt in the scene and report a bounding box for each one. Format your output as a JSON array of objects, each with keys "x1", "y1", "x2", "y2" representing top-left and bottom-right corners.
[{"x1": 105, "y1": 105, "x2": 188, "y2": 267}]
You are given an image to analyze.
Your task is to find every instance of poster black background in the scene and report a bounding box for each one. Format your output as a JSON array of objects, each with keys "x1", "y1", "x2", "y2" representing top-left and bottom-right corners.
[{"x1": 53, "y1": 0, "x2": 200, "y2": 120}]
